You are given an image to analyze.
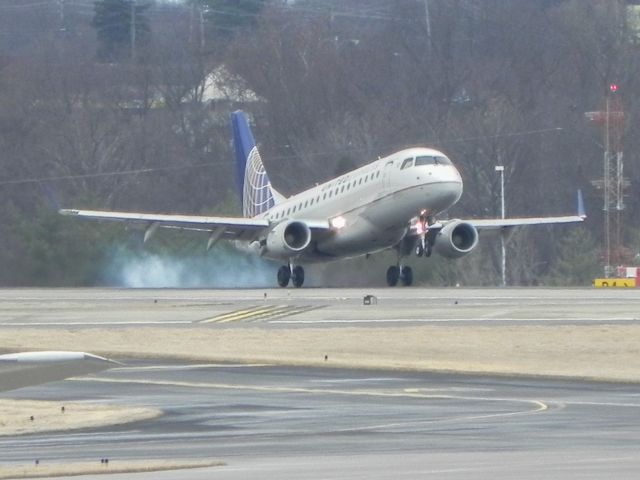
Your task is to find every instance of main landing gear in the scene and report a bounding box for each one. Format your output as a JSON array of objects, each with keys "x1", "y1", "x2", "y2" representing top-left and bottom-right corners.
[
  {"x1": 386, "y1": 265, "x2": 413, "y2": 287},
  {"x1": 277, "y1": 264, "x2": 305, "y2": 288}
]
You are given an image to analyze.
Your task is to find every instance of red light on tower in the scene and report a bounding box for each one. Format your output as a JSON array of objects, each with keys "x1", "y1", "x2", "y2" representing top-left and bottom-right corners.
[{"x1": 610, "y1": 83, "x2": 618, "y2": 93}]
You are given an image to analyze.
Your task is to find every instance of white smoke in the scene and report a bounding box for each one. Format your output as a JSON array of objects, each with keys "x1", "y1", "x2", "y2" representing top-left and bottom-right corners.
[{"x1": 102, "y1": 245, "x2": 278, "y2": 288}]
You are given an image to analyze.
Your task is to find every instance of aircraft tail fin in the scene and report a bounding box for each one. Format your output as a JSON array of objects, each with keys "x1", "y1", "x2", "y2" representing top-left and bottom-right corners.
[{"x1": 231, "y1": 111, "x2": 280, "y2": 218}]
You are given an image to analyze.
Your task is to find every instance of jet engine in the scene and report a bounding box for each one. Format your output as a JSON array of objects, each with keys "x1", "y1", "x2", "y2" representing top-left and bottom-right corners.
[
  {"x1": 265, "y1": 220, "x2": 312, "y2": 256},
  {"x1": 433, "y1": 220, "x2": 478, "y2": 259}
]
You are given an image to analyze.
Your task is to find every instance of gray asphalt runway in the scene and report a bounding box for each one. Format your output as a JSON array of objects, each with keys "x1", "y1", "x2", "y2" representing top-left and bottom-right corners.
[
  {"x1": 3, "y1": 361, "x2": 640, "y2": 479},
  {"x1": 1, "y1": 287, "x2": 640, "y2": 327}
]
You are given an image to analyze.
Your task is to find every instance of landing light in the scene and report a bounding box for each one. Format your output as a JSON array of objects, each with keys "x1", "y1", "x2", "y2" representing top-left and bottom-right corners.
[{"x1": 330, "y1": 216, "x2": 347, "y2": 229}]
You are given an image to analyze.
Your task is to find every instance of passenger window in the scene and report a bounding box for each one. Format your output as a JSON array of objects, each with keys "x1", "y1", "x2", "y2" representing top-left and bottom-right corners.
[{"x1": 401, "y1": 158, "x2": 413, "y2": 169}]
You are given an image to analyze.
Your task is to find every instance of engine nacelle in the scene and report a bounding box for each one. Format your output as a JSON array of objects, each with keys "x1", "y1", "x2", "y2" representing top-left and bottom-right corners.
[
  {"x1": 433, "y1": 220, "x2": 479, "y2": 259},
  {"x1": 265, "y1": 220, "x2": 312, "y2": 256}
]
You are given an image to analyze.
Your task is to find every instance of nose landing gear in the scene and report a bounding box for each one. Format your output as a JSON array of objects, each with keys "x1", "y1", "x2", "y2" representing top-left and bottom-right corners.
[
  {"x1": 415, "y1": 212, "x2": 434, "y2": 258},
  {"x1": 414, "y1": 243, "x2": 432, "y2": 258}
]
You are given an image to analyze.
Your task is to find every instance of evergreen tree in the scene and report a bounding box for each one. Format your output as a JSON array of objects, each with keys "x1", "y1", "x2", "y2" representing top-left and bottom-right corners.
[
  {"x1": 92, "y1": 0, "x2": 151, "y2": 63},
  {"x1": 545, "y1": 227, "x2": 601, "y2": 286},
  {"x1": 200, "y1": 0, "x2": 267, "y2": 33}
]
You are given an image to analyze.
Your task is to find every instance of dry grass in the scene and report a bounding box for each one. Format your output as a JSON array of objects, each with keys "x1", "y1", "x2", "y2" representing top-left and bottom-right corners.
[
  {"x1": 0, "y1": 399, "x2": 161, "y2": 436},
  {"x1": 0, "y1": 459, "x2": 224, "y2": 479},
  {"x1": 3, "y1": 324, "x2": 640, "y2": 382}
]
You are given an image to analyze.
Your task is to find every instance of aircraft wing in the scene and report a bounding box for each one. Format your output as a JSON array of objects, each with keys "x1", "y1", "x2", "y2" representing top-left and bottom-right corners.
[
  {"x1": 0, "y1": 351, "x2": 119, "y2": 393},
  {"x1": 467, "y1": 214, "x2": 585, "y2": 230},
  {"x1": 59, "y1": 208, "x2": 271, "y2": 242},
  {"x1": 59, "y1": 209, "x2": 332, "y2": 246},
  {"x1": 429, "y1": 189, "x2": 586, "y2": 231}
]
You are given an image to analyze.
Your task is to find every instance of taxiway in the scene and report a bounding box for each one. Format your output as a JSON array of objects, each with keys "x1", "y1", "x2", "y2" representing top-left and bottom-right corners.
[
  {"x1": 2, "y1": 288, "x2": 640, "y2": 478},
  {"x1": 3, "y1": 362, "x2": 640, "y2": 479}
]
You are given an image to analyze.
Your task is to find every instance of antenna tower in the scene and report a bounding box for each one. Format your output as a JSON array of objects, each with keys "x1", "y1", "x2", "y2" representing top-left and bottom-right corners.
[{"x1": 585, "y1": 84, "x2": 628, "y2": 277}]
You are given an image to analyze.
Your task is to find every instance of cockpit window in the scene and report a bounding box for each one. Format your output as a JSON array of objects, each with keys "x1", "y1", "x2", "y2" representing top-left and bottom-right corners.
[
  {"x1": 415, "y1": 155, "x2": 452, "y2": 166},
  {"x1": 400, "y1": 158, "x2": 413, "y2": 170}
]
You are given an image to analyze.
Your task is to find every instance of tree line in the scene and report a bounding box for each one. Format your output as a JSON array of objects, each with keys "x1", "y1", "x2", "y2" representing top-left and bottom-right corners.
[{"x1": 0, "y1": 0, "x2": 637, "y2": 286}]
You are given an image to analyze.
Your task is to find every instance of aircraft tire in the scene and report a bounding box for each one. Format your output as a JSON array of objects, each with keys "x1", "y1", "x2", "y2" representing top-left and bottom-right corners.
[
  {"x1": 277, "y1": 266, "x2": 291, "y2": 287},
  {"x1": 292, "y1": 266, "x2": 305, "y2": 288},
  {"x1": 401, "y1": 266, "x2": 413, "y2": 286},
  {"x1": 386, "y1": 266, "x2": 400, "y2": 286}
]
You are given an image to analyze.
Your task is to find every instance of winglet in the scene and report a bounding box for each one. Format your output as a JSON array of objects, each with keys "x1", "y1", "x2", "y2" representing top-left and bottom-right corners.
[
  {"x1": 231, "y1": 111, "x2": 277, "y2": 218},
  {"x1": 577, "y1": 189, "x2": 586, "y2": 218}
]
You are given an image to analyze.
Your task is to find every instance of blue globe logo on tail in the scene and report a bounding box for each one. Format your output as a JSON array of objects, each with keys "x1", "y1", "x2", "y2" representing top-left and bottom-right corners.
[{"x1": 231, "y1": 111, "x2": 276, "y2": 218}]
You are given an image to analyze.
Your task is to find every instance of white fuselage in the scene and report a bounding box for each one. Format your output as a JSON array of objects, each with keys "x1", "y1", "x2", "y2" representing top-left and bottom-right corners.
[{"x1": 258, "y1": 147, "x2": 463, "y2": 262}]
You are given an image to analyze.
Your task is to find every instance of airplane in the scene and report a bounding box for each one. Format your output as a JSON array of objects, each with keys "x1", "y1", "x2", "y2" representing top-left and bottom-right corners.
[
  {"x1": 60, "y1": 110, "x2": 585, "y2": 287},
  {"x1": 0, "y1": 351, "x2": 118, "y2": 393}
]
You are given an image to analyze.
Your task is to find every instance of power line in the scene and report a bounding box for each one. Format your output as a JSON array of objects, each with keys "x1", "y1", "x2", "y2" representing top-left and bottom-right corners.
[
  {"x1": 0, "y1": 126, "x2": 567, "y2": 187},
  {"x1": 0, "y1": 162, "x2": 221, "y2": 186}
]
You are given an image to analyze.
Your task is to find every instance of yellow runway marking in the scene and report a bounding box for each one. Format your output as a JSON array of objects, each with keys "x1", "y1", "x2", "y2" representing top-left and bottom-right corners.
[
  {"x1": 199, "y1": 306, "x2": 277, "y2": 323},
  {"x1": 264, "y1": 305, "x2": 321, "y2": 321},
  {"x1": 199, "y1": 305, "x2": 324, "y2": 324}
]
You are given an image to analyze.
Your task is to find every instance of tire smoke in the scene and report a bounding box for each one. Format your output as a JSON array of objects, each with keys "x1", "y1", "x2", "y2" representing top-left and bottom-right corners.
[{"x1": 101, "y1": 245, "x2": 278, "y2": 288}]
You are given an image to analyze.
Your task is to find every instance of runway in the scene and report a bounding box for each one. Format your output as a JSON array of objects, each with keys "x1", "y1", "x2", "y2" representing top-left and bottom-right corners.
[
  {"x1": 2, "y1": 288, "x2": 640, "y2": 478},
  {"x1": 2, "y1": 361, "x2": 640, "y2": 479},
  {"x1": 1, "y1": 287, "x2": 640, "y2": 327}
]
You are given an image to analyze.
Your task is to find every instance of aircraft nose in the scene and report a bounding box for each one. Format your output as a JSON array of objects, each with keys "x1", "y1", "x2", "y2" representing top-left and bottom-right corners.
[
  {"x1": 443, "y1": 179, "x2": 463, "y2": 205},
  {"x1": 438, "y1": 168, "x2": 463, "y2": 205}
]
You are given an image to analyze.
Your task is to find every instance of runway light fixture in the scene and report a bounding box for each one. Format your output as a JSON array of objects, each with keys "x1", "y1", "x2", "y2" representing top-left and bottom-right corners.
[{"x1": 495, "y1": 165, "x2": 506, "y2": 287}]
